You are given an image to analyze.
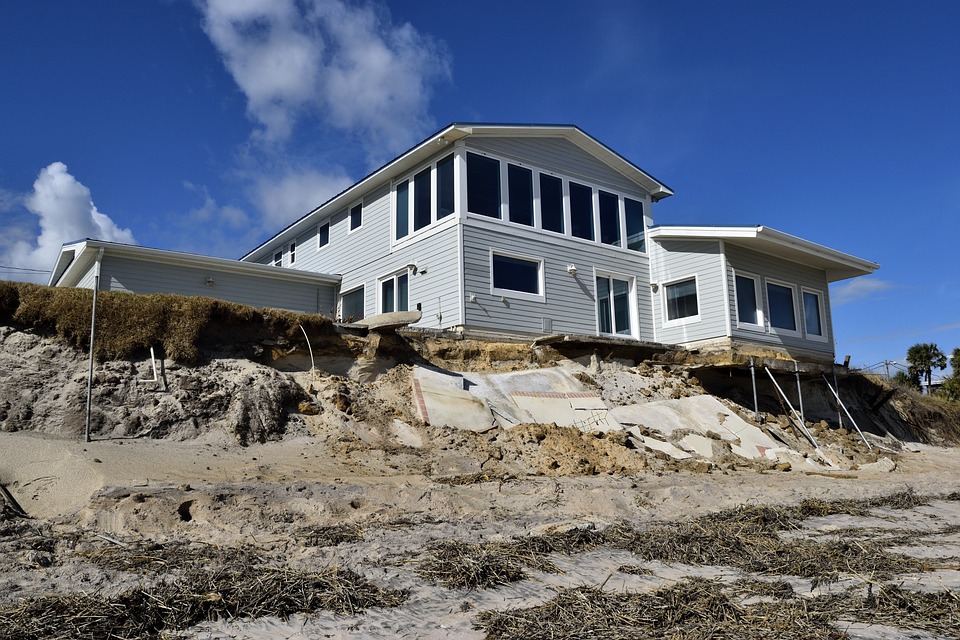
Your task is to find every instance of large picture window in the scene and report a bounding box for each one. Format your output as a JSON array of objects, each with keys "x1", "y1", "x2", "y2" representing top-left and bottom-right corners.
[
  {"x1": 467, "y1": 152, "x2": 501, "y2": 218},
  {"x1": 735, "y1": 273, "x2": 762, "y2": 328},
  {"x1": 767, "y1": 281, "x2": 797, "y2": 332},
  {"x1": 491, "y1": 252, "x2": 543, "y2": 300},
  {"x1": 664, "y1": 277, "x2": 699, "y2": 323},
  {"x1": 597, "y1": 275, "x2": 632, "y2": 335}
]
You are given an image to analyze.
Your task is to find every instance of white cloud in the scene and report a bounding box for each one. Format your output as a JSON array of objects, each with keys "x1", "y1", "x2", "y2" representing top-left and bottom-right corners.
[
  {"x1": 254, "y1": 168, "x2": 353, "y2": 229},
  {"x1": 830, "y1": 277, "x2": 895, "y2": 305},
  {"x1": 0, "y1": 163, "x2": 135, "y2": 283},
  {"x1": 197, "y1": 0, "x2": 450, "y2": 160}
]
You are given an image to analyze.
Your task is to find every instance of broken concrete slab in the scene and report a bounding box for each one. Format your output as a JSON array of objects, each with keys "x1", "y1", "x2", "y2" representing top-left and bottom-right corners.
[
  {"x1": 610, "y1": 395, "x2": 779, "y2": 459},
  {"x1": 679, "y1": 434, "x2": 716, "y2": 458},
  {"x1": 626, "y1": 426, "x2": 692, "y2": 460},
  {"x1": 412, "y1": 366, "x2": 494, "y2": 432},
  {"x1": 356, "y1": 310, "x2": 422, "y2": 331},
  {"x1": 511, "y1": 391, "x2": 620, "y2": 432}
]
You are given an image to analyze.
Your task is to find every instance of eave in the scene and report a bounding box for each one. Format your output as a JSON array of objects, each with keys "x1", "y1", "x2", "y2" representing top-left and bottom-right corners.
[
  {"x1": 647, "y1": 225, "x2": 879, "y2": 282},
  {"x1": 241, "y1": 123, "x2": 674, "y2": 263},
  {"x1": 52, "y1": 239, "x2": 341, "y2": 288}
]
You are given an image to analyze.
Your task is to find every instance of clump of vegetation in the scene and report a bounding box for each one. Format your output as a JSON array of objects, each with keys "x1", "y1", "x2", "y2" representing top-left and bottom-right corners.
[
  {"x1": 0, "y1": 281, "x2": 331, "y2": 363},
  {"x1": 0, "y1": 543, "x2": 408, "y2": 640}
]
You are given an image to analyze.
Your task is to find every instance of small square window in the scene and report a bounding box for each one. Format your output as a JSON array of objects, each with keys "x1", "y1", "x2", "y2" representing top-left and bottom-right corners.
[
  {"x1": 350, "y1": 203, "x2": 362, "y2": 231},
  {"x1": 664, "y1": 277, "x2": 699, "y2": 324}
]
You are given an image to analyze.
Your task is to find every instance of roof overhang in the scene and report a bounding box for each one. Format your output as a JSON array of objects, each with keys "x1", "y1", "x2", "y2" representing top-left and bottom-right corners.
[
  {"x1": 241, "y1": 123, "x2": 674, "y2": 263},
  {"x1": 51, "y1": 239, "x2": 341, "y2": 288},
  {"x1": 647, "y1": 225, "x2": 879, "y2": 283}
]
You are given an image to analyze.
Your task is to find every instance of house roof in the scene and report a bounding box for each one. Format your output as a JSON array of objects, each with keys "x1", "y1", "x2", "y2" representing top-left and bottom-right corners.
[
  {"x1": 241, "y1": 123, "x2": 674, "y2": 263},
  {"x1": 647, "y1": 225, "x2": 879, "y2": 282},
  {"x1": 50, "y1": 239, "x2": 341, "y2": 288}
]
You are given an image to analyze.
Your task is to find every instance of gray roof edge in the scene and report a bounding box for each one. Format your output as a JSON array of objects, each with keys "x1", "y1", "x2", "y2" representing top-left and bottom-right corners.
[
  {"x1": 241, "y1": 122, "x2": 674, "y2": 262},
  {"x1": 56, "y1": 239, "x2": 341, "y2": 287}
]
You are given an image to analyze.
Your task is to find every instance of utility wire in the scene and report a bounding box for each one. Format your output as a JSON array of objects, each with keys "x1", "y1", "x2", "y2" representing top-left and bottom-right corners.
[{"x1": 0, "y1": 265, "x2": 51, "y2": 273}]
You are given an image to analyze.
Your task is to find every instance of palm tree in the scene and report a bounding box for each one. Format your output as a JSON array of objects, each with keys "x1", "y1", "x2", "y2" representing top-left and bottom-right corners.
[{"x1": 906, "y1": 343, "x2": 947, "y2": 393}]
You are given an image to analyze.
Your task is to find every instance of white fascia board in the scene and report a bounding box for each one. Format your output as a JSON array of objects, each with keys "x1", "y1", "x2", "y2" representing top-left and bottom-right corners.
[
  {"x1": 241, "y1": 124, "x2": 470, "y2": 263},
  {"x1": 56, "y1": 239, "x2": 340, "y2": 288},
  {"x1": 649, "y1": 225, "x2": 879, "y2": 282},
  {"x1": 242, "y1": 123, "x2": 674, "y2": 262}
]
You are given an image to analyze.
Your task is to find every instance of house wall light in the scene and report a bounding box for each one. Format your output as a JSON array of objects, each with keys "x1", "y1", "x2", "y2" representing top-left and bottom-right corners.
[
  {"x1": 650, "y1": 282, "x2": 659, "y2": 292},
  {"x1": 566, "y1": 264, "x2": 578, "y2": 276},
  {"x1": 205, "y1": 277, "x2": 215, "y2": 287}
]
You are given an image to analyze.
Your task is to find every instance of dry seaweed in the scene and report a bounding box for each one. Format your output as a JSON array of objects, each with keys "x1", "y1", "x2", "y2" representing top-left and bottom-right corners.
[
  {"x1": 477, "y1": 577, "x2": 841, "y2": 640},
  {"x1": 301, "y1": 524, "x2": 364, "y2": 547},
  {"x1": 0, "y1": 547, "x2": 407, "y2": 640},
  {"x1": 416, "y1": 540, "x2": 534, "y2": 589}
]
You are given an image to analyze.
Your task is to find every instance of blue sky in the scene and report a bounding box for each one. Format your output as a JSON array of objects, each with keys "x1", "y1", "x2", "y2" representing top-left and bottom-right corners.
[{"x1": 1, "y1": 1, "x2": 958, "y2": 373}]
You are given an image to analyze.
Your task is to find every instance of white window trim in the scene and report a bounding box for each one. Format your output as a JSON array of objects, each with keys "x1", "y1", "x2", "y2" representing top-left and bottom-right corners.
[
  {"x1": 347, "y1": 201, "x2": 363, "y2": 234},
  {"x1": 489, "y1": 249, "x2": 546, "y2": 303},
  {"x1": 801, "y1": 287, "x2": 829, "y2": 342},
  {"x1": 463, "y1": 146, "x2": 650, "y2": 251},
  {"x1": 732, "y1": 270, "x2": 764, "y2": 331},
  {"x1": 338, "y1": 284, "x2": 365, "y2": 322},
  {"x1": 317, "y1": 221, "x2": 330, "y2": 250},
  {"x1": 391, "y1": 151, "x2": 458, "y2": 246},
  {"x1": 287, "y1": 241, "x2": 296, "y2": 265},
  {"x1": 661, "y1": 274, "x2": 702, "y2": 328},
  {"x1": 764, "y1": 277, "x2": 801, "y2": 337},
  {"x1": 272, "y1": 250, "x2": 282, "y2": 268},
  {"x1": 594, "y1": 269, "x2": 637, "y2": 338},
  {"x1": 377, "y1": 268, "x2": 412, "y2": 314}
]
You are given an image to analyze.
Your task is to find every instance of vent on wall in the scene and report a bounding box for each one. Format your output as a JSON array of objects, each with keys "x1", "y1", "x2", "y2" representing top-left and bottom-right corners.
[{"x1": 542, "y1": 317, "x2": 553, "y2": 333}]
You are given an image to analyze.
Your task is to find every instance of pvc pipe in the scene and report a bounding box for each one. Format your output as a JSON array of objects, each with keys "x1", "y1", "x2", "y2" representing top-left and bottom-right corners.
[{"x1": 84, "y1": 248, "x2": 104, "y2": 443}]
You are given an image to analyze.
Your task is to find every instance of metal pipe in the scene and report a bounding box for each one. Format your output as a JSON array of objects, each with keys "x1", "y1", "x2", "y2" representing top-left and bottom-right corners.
[
  {"x1": 832, "y1": 366, "x2": 843, "y2": 429},
  {"x1": 298, "y1": 324, "x2": 316, "y2": 375},
  {"x1": 794, "y1": 361, "x2": 805, "y2": 425},
  {"x1": 84, "y1": 248, "x2": 104, "y2": 443},
  {"x1": 765, "y1": 366, "x2": 819, "y2": 449},
  {"x1": 822, "y1": 374, "x2": 872, "y2": 450},
  {"x1": 749, "y1": 356, "x2": 760, "y2": 423}
]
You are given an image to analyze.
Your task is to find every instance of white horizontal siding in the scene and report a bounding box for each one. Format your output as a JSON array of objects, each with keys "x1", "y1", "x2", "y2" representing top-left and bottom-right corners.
[
  {"x1": 650, "y1": 239, "x2": 727, "y2": 345},
  {"x1": 462, "y1": 219, "x2": 652, "y2": 339},
  {"x1": 97, "y1": 255, "x2": 334, "y2": 314},
  {"x1": 724, "y1": 243, "x2": 834, "y2": 355}
]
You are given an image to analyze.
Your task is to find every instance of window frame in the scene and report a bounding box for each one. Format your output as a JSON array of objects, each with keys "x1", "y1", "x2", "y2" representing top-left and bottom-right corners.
[
  {"x1": 489, "y1": 249, "x2": 546, "y2": 303},
  {"x1": 392, "y1": 152, "x2": 457, "y2": 243},
  {"x1": 733, "y1": 271, "x2": 764, "y2": 331},
  {"x1": 288, "y1": 241, "x2": 296, "y2": 265},
  {"x1": 317, "y1": 221, "x2": 330, "y2": 249},
  {"x1": 595, "y1": 271, "x2": 636, "y2": 337},
  {"x1": 378, "y1": 268, "x2": 411, "y2": 314},
  {"x1": 661, "y1": 275, "x2": 701, "y2": 328},
  {"x1": 765, "y1": 278, "x2": 801, "y2": 337},
  {"x1": 272, "y1": 250, "x2": 282, "y2": 267},
  {"x1": 801, "y1": 287, "x2": 828, "y2": 342},
  {"x1": 339, "y1": 285, "x2": 365, "y2": 322},
  {"x1": 348, "y1": 202, "x2": 363, "y2": 233},
  {"x1": 466, "y1": 151, "x2": 503, "y2": 219}
]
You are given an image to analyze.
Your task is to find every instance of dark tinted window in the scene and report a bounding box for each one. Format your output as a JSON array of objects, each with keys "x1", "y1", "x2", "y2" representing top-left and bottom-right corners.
[
  {"x1": 735, "y1": 275, "x2": 758, "y2": 324},
  {"x1": 767, "y1": 283, "x2": 796, "y2": 331},
  {"x1": 395, "y1": 180, "x2": 409, "y2": 240},
  {"x1": 414, "y1": 167, "x2": 431, "y2": 231},
  {"x1": 437, "y1": 154, "x2": 455, "y2": 219},
  {"x1": 467, "y1": 152, "x2": 501, "y2": 218},
  {"x1": 341, "y1": 288, "x2": 364, "y2": 321},
  {"x1": 508, "y1": 164, "x2": 533, "y2": 226},
  {"x1": 666, "y1": 278, "x2": 698, "y2": 321},
  {"x1": 492, "y1": 254, "x2": 539, "y2": 294},
  {"x1": 625, "y1": 198, "x2": 645, "y2": 252},
  {"x1": 539, "y1": 174, "x2": 563, "y2": 233},
  {"x1": 318, "y1": 222, "x2": 330, "y2": 247},
  {"x1": 599, "y1": 190, "x2": 620, "y2": 246},
  {"x1": 569, "y1": 182, "x2": 594, "y2": 240},
  {"x1": 350, "y1": 203, "x2": 362, "y2": 230}
]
